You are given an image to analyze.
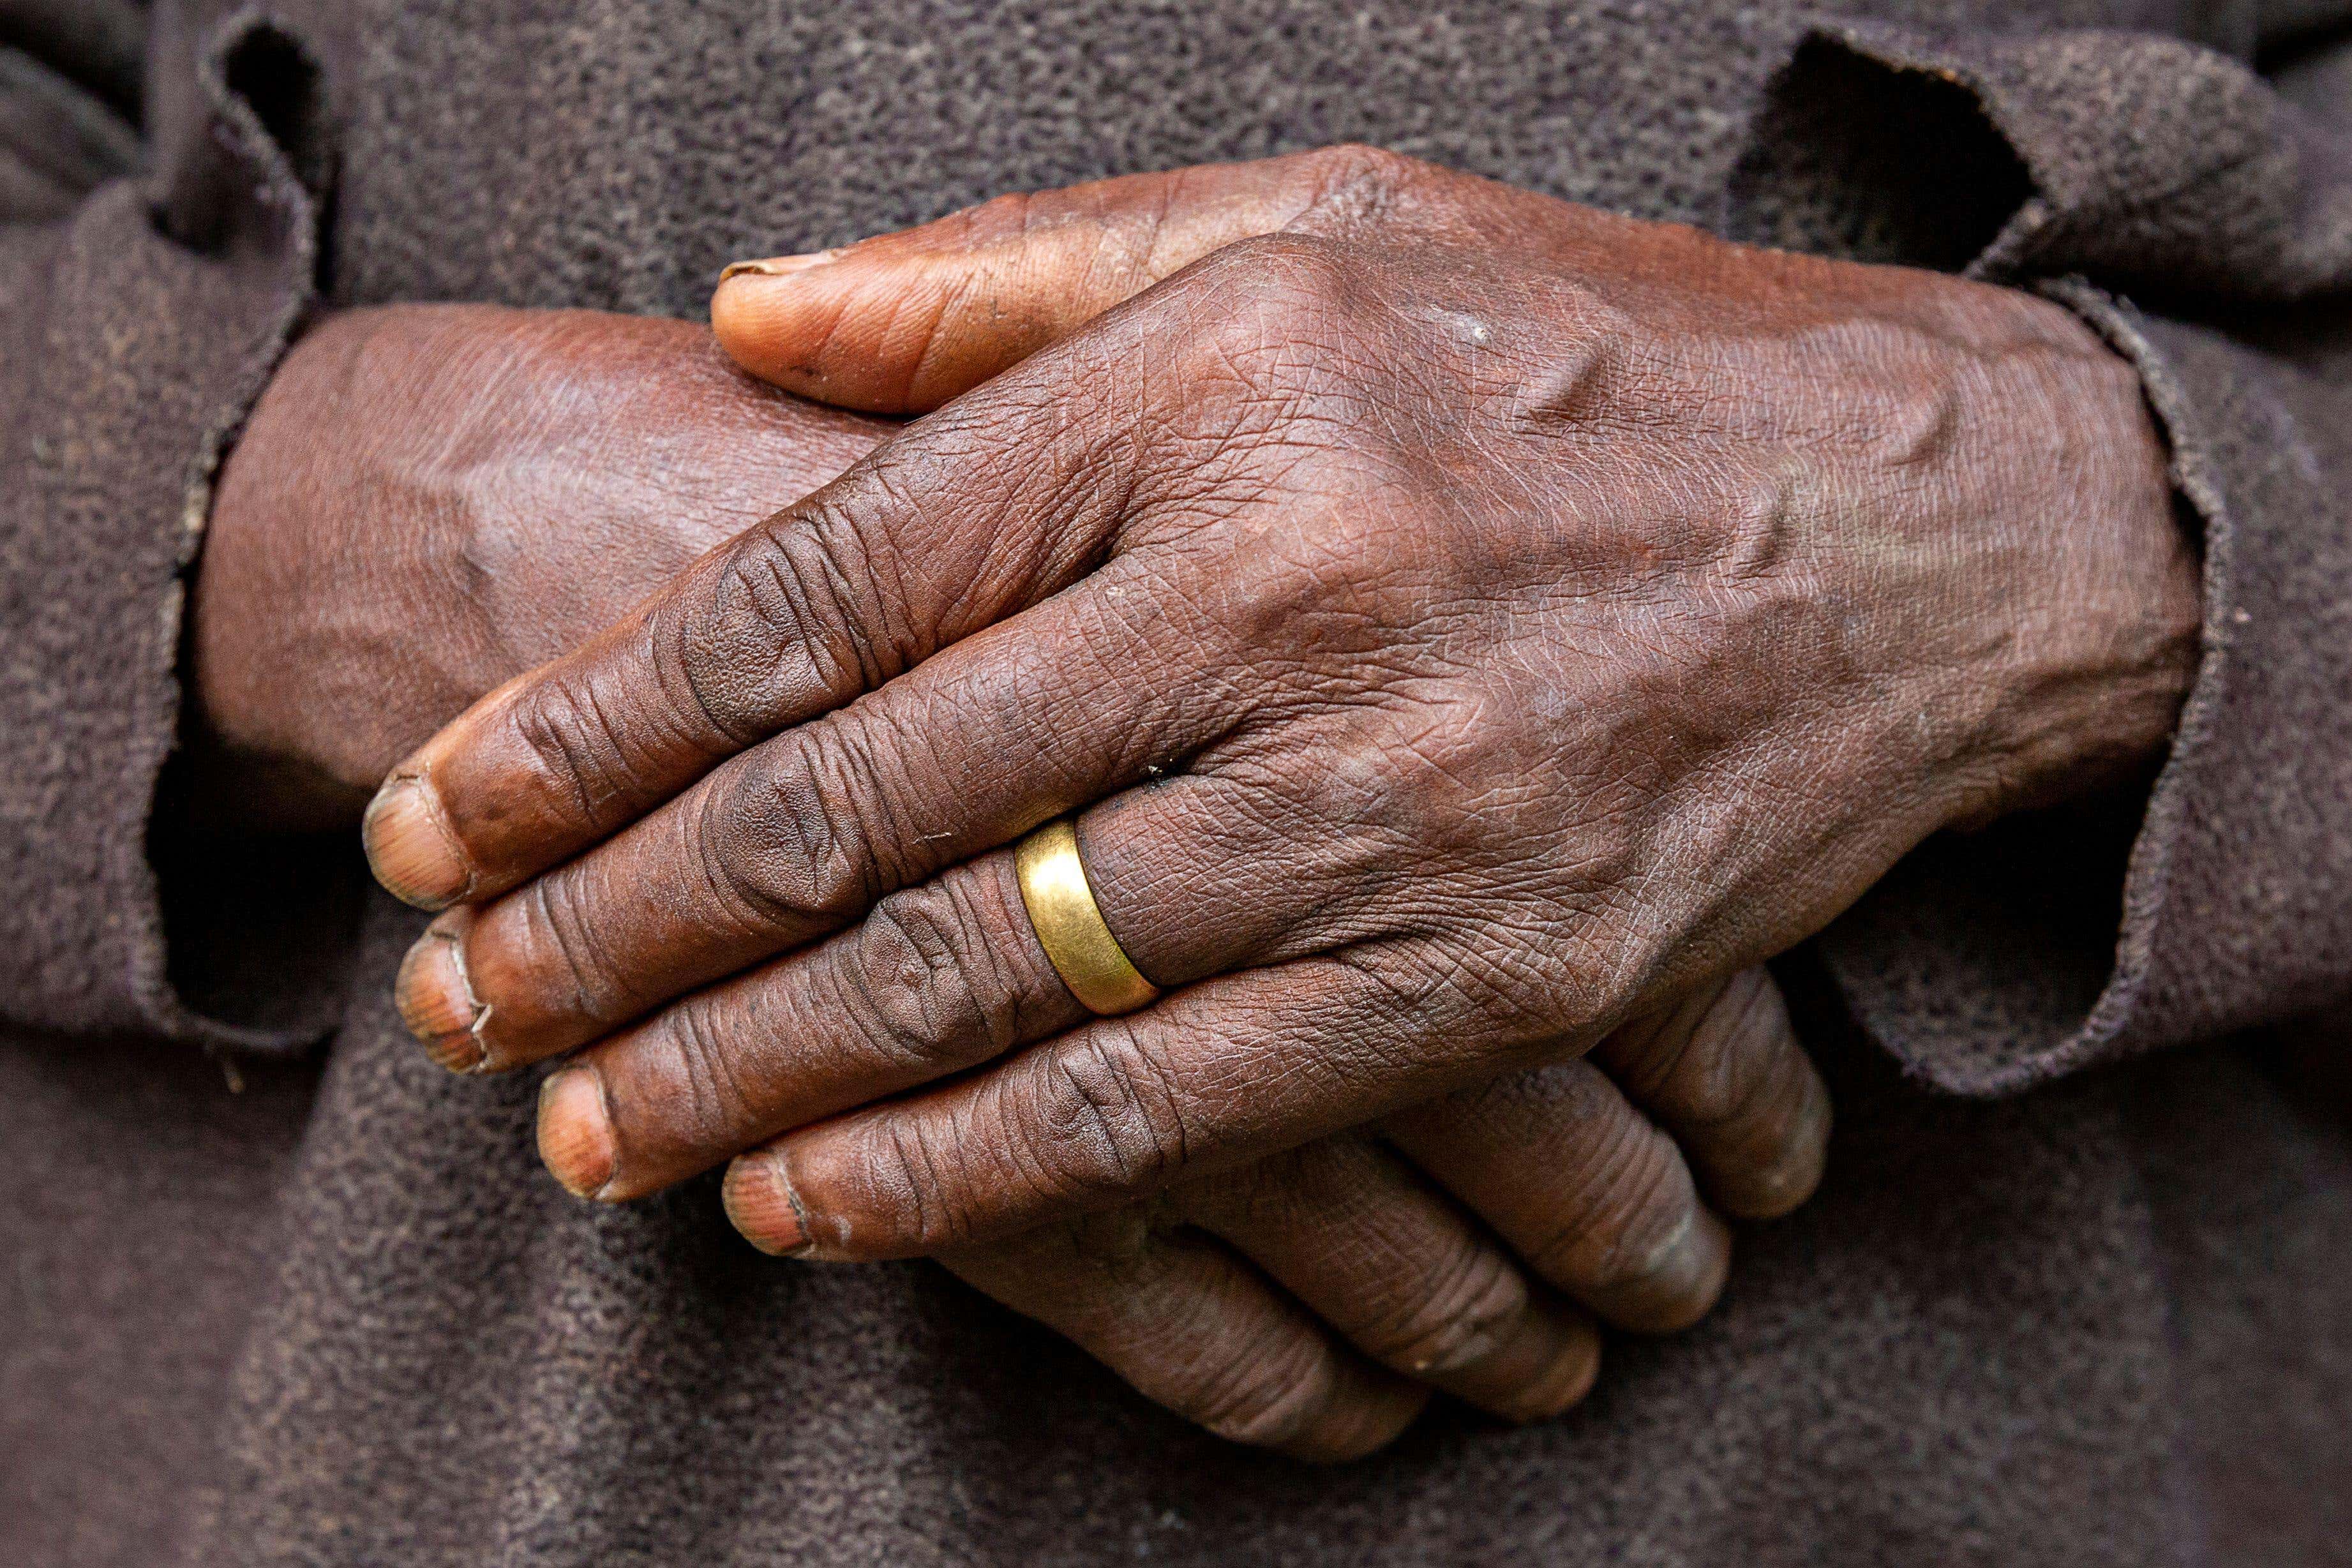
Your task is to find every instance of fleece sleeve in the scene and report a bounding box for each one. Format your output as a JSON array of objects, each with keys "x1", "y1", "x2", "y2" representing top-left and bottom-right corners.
[{"x1": 0, "y1": 3, "x2": 354, "y2": 1050}]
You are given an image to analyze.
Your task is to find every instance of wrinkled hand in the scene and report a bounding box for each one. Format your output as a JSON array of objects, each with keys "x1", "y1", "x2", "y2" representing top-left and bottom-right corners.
[
  {"x1": 206, "y1": 293, "x2": 1831, "y2": 1456},
  {"x1": 366, "y1": 151, "x2": 2193, "y2": 1273},
  {"x1": 193, "y1": 303, "x2": 885, "y2": 826}
]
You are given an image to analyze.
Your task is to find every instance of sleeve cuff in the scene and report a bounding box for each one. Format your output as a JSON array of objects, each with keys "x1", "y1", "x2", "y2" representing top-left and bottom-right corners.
[
  {"x1": 0, "y1": 13, "x2": 351, "y2": 1052},
  {"x1": 1728, "y1": 20, "x2": 2352, "y2": 302}
]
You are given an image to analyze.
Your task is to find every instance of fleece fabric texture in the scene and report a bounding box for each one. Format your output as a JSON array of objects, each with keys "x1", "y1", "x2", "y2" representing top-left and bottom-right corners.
[
  {"x1": 0, "y1": 7, "x2": 337, "y2": 1050},
  {"x1": 1, "y1": 1, "x2": 2348, "y2": 1564}
]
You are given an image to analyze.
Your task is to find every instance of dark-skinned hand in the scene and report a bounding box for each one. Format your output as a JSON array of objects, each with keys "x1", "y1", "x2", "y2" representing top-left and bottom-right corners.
[
  {"x1": 363, "y1": 147, "x2": 2196, "y2": 1303},
  {"x1": 204, "y1": 289, "x2": 1832, "y2": 1458}
]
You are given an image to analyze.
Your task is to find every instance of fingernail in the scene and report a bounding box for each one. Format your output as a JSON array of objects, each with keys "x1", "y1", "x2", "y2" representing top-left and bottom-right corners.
[
  {"x1": 722, "y1": 1156, "x2": 810, "y2": 1255},
  {"x1": 394, "y1": 915, "x2": 488, "y2": 1072},
  {"x1": 1469, "y1": 1303, "x2": 1603, "y2": 1424},
  {"x1": 717, "y1": 250, "x2": 838, "y2": 285},
  {"x1": 1748, "y1": 1093, "x2": 1833, "y2": 1219},
  {"x1": 538, "y1": 1068, "x2": 617, "y2": 1198},
  {"x1": 1612, "y1": 1211, "x2": 1731, "y2": 1334},
  {"x1": 1507, "y1": 1323, "x2": 1602, "y2": 1422},
  {"x1": 363, "y1": 775, "x2": 473, "y2": 910}
]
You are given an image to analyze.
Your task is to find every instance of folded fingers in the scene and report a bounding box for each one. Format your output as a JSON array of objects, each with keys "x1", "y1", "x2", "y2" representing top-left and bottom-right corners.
[
  {"x1": 929, "y1": 969, "x2": 1829, "y2": 1453},
  {"x1": 940, "y1": 1125, "x2": 1602, "y2": 1459},
  {"x1": 1384, "y1": 967, "x2": 1824, "y2": 1333},
  {"x1": 1384, "y1": 1059, "x2": 1731, "y2": 1334},
  {"x1": 529, "y1": 846, "x2": 1079, "y2": 1199},
  {"x1": 387, "y1": 574, "x2": 1229, "y2": 1074},
  {"x1": 1174, "y1": 1135, "x2": 1601, "y2": 1423},
  {"x1": 1590, "y1": 966, "x2": 1831, "y2": 1220},
  {"x1": 502, "y1": 729, "x2": 1433, "y2": 1198},
  {"x1": 358, "y1": 308, "x2": 1155, "y2": 915},
  {"x1": 938, "y1": 1211, "x2": 1429, "y2": 1463}
]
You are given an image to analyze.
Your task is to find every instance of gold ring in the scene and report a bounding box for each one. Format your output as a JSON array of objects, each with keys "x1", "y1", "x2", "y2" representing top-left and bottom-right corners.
[{"x1": 1014, "y1": 816, "x2": 1162, "y2": 1017}]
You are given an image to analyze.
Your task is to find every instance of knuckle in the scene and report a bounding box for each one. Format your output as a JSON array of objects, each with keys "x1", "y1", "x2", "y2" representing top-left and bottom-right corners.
[
  {"x1": 1656, "y1": 968, "x2": 1797, "y2": 1128},
  {"x1": 503, "y1": 672, "x2": 647, "y2": 828},
  {"x1": 1661, "y1": 1027, "x2": 1751, "y2": 1134},
  {"x1": 1664, "y1": 969, "x2": 1795, "y2": 1128},
  {"x1": 1213, "y1": 230, "x2": 1361, "y2": 317},
  {"x1": 1165, "y1": 231, "x2": 1368, "y2": 368},
  {"x1": 1026, "y1": 1027, "x2": 1194, "y2": 1197},
  {"x1": 1522, "y1": 1121, "x2": 1693, "y2": 1289},
  {"x1": 843, "y1": 880, "x2": 1023, "y2": 1071},
  {"x1": 516, "y1": 870, "x2": 640, "y2": 1026},
  {"x1": 1178, "y1": 1331, "x2": 1340, "y2": 1450},
  {"x1": 789, "y1": 489, "x2": 922, "y2": 679},
  {"x1": 702, "y1": 728, "x2": 895, "y2": 931},
  {"x1": 635, "y1": 994, "x2": 763, "y2": 1151},
  {"x1": 848, "y1": 1112, "x2": 974, "y2": 1253},
  {"x1": 1299, "y1": 142, "x2": 1429, "y2": 213},
  {"x1": 1144, "y1": 235, "x2": 1391, "y2": 461},
  {"x1": 1356, "y1": 1246, "x2": 1529, "y2": 1375},
  {"x1": 673, "y1": 507, "x2": 881, "y2": 735}
]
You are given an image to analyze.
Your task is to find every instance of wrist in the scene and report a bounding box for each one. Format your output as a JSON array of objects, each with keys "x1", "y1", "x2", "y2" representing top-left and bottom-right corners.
[
  {"x1": 187, "y1": 318, "x2": 364, "y2": 828},
  {"x1": 1949, "y1": 348, "x2": 2202, "y2": 826}
]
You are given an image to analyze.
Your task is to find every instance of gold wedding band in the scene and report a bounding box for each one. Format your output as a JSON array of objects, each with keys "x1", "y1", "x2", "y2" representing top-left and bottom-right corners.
[{"x1": 1014, "y1": 817, "x2": 1162, "y2": 1017}]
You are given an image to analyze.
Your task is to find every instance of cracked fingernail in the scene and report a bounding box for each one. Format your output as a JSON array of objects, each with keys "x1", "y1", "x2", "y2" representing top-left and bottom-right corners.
[
  {"x1": 394, "y1": 913, "x2": 487, "y2": 1072},
  {"x1": 717, "y1": 250, "x2": 839, "y2": 285}
]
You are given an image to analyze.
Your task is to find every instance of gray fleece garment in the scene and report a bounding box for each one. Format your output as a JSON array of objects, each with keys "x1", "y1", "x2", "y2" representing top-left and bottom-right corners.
[{"x1": 3, "y1": 1, "x2": 2349, "y2": 1563}]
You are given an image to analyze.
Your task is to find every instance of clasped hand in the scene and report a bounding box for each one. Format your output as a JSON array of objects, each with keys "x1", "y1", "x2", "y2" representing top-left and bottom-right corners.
[{"x1": 221, "y1": 147, "x2": 2194, "y2": 1456}]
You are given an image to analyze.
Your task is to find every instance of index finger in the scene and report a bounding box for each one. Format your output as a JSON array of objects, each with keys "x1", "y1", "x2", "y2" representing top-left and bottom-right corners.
[{"x1": 712, "y1": 147, "x2": 1372, "y2": 413}]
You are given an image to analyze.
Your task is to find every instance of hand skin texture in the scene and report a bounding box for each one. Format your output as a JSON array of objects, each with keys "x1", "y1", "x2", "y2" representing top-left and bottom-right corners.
[
  {"x1": 198, "y1": 292, "x2": 1832, "y2": 1457},
  {"x1": 364, "y1": 148, "x2": 2198, "y2": 1315}
]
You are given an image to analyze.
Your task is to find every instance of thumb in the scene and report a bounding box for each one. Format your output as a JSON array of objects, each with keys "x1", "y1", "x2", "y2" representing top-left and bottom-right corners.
[{"x1": 710, "y1": 148, "x2": 1375, "y2": 414}]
